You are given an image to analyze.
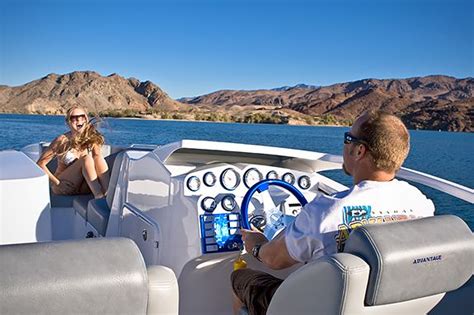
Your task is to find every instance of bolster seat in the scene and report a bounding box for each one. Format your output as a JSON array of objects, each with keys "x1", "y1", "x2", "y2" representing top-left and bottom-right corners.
[
  {"x1": 83, "y1": 151, "x2": 125, "y2": 236},
  {"x1": 343, "y1": 215, "x2": 473, "y2": 306},
  {"x1": 51, "y1": 193, "x2": 86, "y2": 208},
  {"x1": 0, "y1": 237, "x2": 179, "y2": 315},
  {"x1": 267, "y1": 215, "x2": 474, "y2": 315},
  {"x1": 64, "y1": 151, "x2": 123, "y2": 235},
  {"x1": 87, "y1": 197, "x2": 110, "y2": 236},
  {"x1": 72, "y1": 194, "x2": 94, "y2": 220}
]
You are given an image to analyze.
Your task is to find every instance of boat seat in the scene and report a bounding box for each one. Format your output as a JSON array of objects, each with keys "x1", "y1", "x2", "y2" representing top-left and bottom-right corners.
[
  {"x1": 77, "y1": 151, "x2": 126, "y2": 235},
  {"x1": 47, "y1": 145, "x2": 117, "y2": 208},
  {"x1": 0, "y1": 237, "x2": 179, "y2": 315},
  {"x1": 267, "y1": 215, "x2": 473, "y2": 315},
  {"x1": 50, "y1": 192, "x2": 89, "y2": 208},
  {"x1": 72, "y1": 194, "x2": 94, "y2": 219},
  {"x1": 71, "y1": 195, "x2": 110, "y2": 237},
  {"x1": 87, "y1": 197, "x2": 109, "y2": 236}
]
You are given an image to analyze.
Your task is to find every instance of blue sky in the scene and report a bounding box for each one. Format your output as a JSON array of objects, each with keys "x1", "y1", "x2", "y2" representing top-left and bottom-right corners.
[{"x1": 1, "y1": 0, "x2": 472, "y2": 98}]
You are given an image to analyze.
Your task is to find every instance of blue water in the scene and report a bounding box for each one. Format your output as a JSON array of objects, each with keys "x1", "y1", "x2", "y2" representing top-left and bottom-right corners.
[{"x1": 1, "y1": 114, "x2": 473, "y2": 229}]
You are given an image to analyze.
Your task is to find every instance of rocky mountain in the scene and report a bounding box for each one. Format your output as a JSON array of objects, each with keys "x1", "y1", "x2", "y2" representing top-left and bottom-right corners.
[
  {"x1": 272, "y1": 84, "x2": 319, "y2": 91},
  {"x1": 0, "y1": 71, "x2": 187, "y2": 115},
  {"x1": 182, "y1": 75, "x2": 474, "y2": 132},
  {"x1": 1, "y1": 72, "x2": 472, "y2": 131}
]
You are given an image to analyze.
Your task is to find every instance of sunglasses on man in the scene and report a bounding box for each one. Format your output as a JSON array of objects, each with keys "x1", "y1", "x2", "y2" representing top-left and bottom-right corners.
[{"x1": 344, "y1": 132, "x2": 368, "y2": 146}]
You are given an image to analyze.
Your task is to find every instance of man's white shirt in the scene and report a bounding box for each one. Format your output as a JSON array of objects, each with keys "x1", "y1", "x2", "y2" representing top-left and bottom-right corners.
[{"x1": 285, "y1": 179, "x2": 435, "y2": 263}]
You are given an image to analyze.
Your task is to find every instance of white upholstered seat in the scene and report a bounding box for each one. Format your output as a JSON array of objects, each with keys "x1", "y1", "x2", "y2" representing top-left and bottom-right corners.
[
  {"x1": 267, "y1": 215, "x2": 473, "y2": 315},
  {"x1": 0, "y1": 237, "x2": 179, "y2": 315}
]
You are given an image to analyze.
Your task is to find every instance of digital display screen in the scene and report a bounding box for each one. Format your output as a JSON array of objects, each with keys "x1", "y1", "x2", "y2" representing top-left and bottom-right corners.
[
  {"x1": 214, "y1": 215, "x2": 230, "y2": 247},
  {"x1": 200, "y1": 213, "x2": 242, "y2": 253}
]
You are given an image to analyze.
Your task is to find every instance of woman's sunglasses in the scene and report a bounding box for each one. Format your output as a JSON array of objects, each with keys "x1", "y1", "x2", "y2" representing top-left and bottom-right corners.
[{"x1": 68, "y1": 114, "x2": 87, "y2": 122}]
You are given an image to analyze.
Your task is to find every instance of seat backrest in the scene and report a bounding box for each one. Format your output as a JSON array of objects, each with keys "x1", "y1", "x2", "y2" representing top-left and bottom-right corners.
[
  {"x1": 344, "y1": 215, "x2": 473, "y2": 306},
  {"x1": 0, "y1": 238, "x2": 149, "y2": 314},
  {"x1": 106, "y1": 150, "x2": 126, "y2": 208},
  {"x1": 267, "y1": 252, "x2": 370, "y2": 315},
  {"x1": 267, "y1": 215, "x2": 473, "y2": 315}
]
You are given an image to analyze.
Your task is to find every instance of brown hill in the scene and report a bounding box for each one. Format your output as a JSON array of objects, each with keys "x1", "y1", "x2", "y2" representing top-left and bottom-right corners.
[
  {"x1": 0, "y1": 71, "x2": 187, "y2": 115},
  {"x1": 182, "y1": 75, "x2": 474, "y2": 132},
  {"x1": 1, "y1": 72, "x2": 472, "y2": 131}
]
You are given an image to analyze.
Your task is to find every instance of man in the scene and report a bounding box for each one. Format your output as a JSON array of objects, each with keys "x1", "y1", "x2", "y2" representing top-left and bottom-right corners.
[{"x1": 231, "y1": 110, "x2": 435, "y2": 315}]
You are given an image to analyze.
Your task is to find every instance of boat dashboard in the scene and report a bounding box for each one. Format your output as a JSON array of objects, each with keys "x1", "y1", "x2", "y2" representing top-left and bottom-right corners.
[
  {"x1": 178, "y1": 162, "x2": 320, "y2": 254},
  {"x1": 144, "y1": 140, "x2": 346, "y2": 256}
]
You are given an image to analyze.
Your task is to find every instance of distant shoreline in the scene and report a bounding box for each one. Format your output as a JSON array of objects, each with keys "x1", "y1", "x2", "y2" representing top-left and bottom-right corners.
[
  {"x1": 116, "y1": 114, "x2": 343, "y2": 128},
  {"x1": 0, "y1": 112, "x2": 468, "y2": 132},
  {"x1": 0, "y1": 112, "x2": 347, "y2": 128}
]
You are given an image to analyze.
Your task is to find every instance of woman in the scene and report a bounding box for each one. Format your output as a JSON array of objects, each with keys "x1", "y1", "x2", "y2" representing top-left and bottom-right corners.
[{"x1": 37, "y1": 106, "x2": 109, "y2": 199}]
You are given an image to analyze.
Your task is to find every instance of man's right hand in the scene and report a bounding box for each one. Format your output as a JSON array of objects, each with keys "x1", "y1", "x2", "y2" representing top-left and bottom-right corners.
[{"x1": 240, "y1": 229, "x2": 268, "y2": 255}]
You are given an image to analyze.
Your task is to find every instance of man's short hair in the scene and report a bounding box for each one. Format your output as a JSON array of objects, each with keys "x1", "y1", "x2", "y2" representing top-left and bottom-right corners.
[{"x1": 358, "y1": 110, "x2": 410, "y2": 172}]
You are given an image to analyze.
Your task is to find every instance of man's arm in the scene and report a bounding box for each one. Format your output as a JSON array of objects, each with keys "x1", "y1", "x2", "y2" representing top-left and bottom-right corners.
[{"x1": 241, "y1": 229, "x2": 299, "y2": 270}]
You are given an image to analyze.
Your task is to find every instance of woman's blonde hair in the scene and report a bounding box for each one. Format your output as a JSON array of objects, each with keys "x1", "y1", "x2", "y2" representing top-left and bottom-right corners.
[{"x1": 55, "y1": 106, "x2": 104, "y2": 155}]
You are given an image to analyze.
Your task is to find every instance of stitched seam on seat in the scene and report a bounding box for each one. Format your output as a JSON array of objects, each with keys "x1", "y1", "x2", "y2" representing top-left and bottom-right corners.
[
  {"x1": 330, "y1": 255, "x2": 368, "y2": 273},
  {"x1": 360, "y1": 228, "x2": 383, "y2": 305},
  {"x1": 330, "y1": 257, "x2": 348, "y2": 315}
]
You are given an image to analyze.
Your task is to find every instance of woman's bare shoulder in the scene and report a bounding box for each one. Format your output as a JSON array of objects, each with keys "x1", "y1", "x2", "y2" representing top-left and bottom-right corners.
[
  {"x1": 52, "y1": 133, "x2": 70, "y2": 143},
  {"x1": 49, "y1": 133, "x2": 70, "y2": 151}
]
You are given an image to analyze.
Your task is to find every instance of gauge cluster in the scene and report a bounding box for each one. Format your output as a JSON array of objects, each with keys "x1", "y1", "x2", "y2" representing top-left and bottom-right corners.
[
  {"x1": 185, "y1": 165, "x2": 314, "y2": 195},
  {"x1": 199, "y1": 195, "x2": 238, "y2": 213},
  {"x1": 183, "y1": 164, "x2": 317, "y2": 254}
]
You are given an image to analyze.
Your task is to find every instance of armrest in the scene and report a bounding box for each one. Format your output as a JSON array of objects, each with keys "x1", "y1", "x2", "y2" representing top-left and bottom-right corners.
[{"x1": 147, "y1": 265, "x2": 179, "y2": 315}]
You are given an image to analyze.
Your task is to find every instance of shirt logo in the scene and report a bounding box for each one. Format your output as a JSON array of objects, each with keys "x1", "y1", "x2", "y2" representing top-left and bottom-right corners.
[
  {"x1": 336, "y1": 205, "x2": 418, "y2": 253},
  {"x1": 343, "y1": 205, "x2": 372, "y2": 225},
  {"x1": 413, "y1": 255, "x2": 442, "y2": 264}
]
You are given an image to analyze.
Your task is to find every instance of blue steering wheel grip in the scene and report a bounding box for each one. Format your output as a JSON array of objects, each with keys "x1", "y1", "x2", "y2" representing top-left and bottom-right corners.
[{"x1": 240, "y1": 179, "x2": 309, "y2": 230}]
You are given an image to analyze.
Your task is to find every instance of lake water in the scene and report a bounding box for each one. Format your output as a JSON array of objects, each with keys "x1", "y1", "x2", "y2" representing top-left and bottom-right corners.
[{"x1": 1, "y1": 114, "x2": 473, "y2": 229}]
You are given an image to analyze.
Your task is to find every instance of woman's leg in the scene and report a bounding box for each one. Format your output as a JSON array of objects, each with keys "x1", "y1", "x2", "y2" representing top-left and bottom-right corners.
[
  {"x1": 78, "y1": 178, "x2": 92, "y2": 194},
  {"x1": 52, "y1": 155, "x2": 105, "y2": 198},
  {"x1": 93, "y1": 154, "x2": 109, "y2": 193},
  {"x1": 52, "y1": 160, "x2": 86, "y2": 195},
  {"x1": 81, "y1": 154, "x2": 105, "y2": 198}
]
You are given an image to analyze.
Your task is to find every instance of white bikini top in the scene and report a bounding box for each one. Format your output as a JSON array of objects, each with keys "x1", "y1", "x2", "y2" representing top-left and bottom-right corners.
[{"x1": 62, "y1": 150, "x2": 77, "y2": 166}]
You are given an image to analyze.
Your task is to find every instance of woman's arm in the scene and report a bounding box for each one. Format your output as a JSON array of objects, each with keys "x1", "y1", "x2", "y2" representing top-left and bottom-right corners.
[
  {"x1": 37, "y1": 136, "x2": 62, "y2": 186},
  {"x1": 90, "y1": 143, "x2": 103, "y2": 158}
]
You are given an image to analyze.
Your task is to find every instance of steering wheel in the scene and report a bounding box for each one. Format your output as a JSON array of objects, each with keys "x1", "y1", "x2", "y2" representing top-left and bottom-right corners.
[{"x1": 241, "y1": 179, "x2": 308, "y2": 239}]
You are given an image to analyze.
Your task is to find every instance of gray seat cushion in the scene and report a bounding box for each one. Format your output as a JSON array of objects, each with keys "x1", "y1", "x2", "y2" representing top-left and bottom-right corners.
[
  {"x1": 0, "y1": 237, "x2": 149, "y2": 314},
  {"x1": 50, "y1": 192, "x2": 77, "y2": 208},
  {"x1": 344, "y1": 215, "x2": 474, "y2": 306},
  {"x1": 72, "y1": 194, "x2": 94, "y2": 220},
  {"x1": 87, "y1": 197, "x2": 110, "y2": 236}
]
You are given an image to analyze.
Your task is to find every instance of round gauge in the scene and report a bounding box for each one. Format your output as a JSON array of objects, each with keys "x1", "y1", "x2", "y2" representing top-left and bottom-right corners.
[
  {"x1": 298, "y1": 175, "x2": 311, "y2": 190},
  {"x1": 220, "y1": 168, "x2": 240, "y2": 191},
  {"x1": 266, "y1": 170, "x2": 278, "y2": 180},
  {"x1": 249, "y1": 215, "x2": 266, "y2": 232},
  {"x1": 244, "y1": 168, "x2": 263, "y2": 188},
  {"x1": 203, "y1": 172, "x2": 217, "y2": 187},
  {"x1": 282, "y1": 172, "x2": 296, "y2": 185},
  {"x1": 201, "y1": 197, "x2": 216, "y2": 212},
  {"x1": 187, "y1": 176, "x2": 200, "y2": 192},
  {"x1": 221, "y1": 195, "x2": 237, "y2": 211}
]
